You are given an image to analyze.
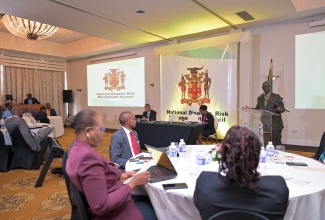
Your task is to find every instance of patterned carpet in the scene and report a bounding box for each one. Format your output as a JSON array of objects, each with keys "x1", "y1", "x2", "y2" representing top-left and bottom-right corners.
[{"x1": 0, "y1": 128, "x2": 315, "y2": 219}]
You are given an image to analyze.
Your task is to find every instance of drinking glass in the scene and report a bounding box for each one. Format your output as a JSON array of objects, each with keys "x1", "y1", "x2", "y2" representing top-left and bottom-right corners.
[
  {"x1": 187, "y1": 152, "x2": 198, "y2": 176},
  {"x1": 275, "y1": 145, "x2": 285, "y2": 164}
]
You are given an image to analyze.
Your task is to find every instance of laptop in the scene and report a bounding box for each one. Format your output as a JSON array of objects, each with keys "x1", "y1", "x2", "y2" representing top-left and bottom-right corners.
[
  {"x1": 144, "y1": 144, "x2": 178, "y2": 183},
  {"x1": 135, "y1": 114, "x2": 143, "y2": 119}
]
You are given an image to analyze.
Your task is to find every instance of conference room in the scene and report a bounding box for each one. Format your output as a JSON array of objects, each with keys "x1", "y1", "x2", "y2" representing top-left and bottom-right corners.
[{"x1": 1, "y1": 0, "x2": 325, "y2": 219}]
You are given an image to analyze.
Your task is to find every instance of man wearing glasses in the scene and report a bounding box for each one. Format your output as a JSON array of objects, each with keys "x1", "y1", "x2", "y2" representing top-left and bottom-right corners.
[
  {"x1": 110, "y1": 111, "x2": 141, "y2": 170},
  {"x1": 256, "y1": 81, "x2": 285, "y2": 146}
]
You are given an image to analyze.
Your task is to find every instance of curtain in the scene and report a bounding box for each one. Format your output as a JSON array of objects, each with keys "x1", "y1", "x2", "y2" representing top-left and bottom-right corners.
[{"x1": 3, "y1": 66, "x2": 64, "y2": 117}]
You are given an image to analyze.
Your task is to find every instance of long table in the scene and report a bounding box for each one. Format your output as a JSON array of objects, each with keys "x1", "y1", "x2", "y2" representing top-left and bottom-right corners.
[
  {"x1": 133, "y1": 121, "x2": 207, "y2": 148},
  {"x1": 0, "y1": 104, "x2": 44, "y2": 113}
]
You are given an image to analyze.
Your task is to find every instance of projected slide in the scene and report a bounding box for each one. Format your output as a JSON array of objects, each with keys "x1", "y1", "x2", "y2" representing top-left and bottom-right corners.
[
  {"x1": 296, "y1": 31, "x2": 325, "y2": 109},
  {"x1": 87, "y1": 57, "x2": 145, "y2": 107}
]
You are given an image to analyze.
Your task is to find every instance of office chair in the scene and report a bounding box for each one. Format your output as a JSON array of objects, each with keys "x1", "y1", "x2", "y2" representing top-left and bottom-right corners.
[
  {"x1": 208, "y1": 210, "x2": 269, "y2": 220},
  {"x1": 0, "y1": 131, "x2": 13, "y2": 172},
  {"x1": 5, "y1": 95, "x2": 14, "y2": 103},
  {"x1": 312, "y1": 132, "x2": 325, "y2": 160}
]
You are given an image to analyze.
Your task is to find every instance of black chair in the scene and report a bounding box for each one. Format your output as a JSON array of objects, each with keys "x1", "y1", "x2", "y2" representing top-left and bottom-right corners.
[
  {"x1": 208, "y1": 210, "x2": 270, "y2": 220},
  {"x1": 70, "y1": 181, "x2": 91, "y2": 220},
  {"x1": 62, "y1": 149, "x2": 90, "y2": 220},
  {"x1": 9, "y1": 127, "x2": 49, "y2": 170},
  {"x1": 0, "y1": 131, "x2": 13, "y2": 172},
  {"x1": 5, "y1": 95, "x2": 14, "y2": 103},
  {"x1": 312, "y1": 132, "x2": 325, "y2": 160}
]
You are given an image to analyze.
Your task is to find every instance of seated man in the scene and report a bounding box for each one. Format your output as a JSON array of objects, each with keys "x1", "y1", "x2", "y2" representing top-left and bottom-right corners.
[
  {"x1": 110, "y1": 111, "x2": 141, "y2": 169},
  {"x1": 198, "y1": 105, "x2": 215, "y2": 144},
  {"x1": 34, "y1": 106, "x2": 50, "y2": 124},
  {"x1": 142, "y1": 103, "x2": 157, "y2": 121},
  {"x1": 24, "y1": 93, "x2": 40, "y2": 104},
  {"x1": 2, "y1": 102, "x2": 13, "y2": 119},
  {"x1": 22, "y1": 106, "x2": 36, "y2": 117},
  {"x1": 45, "y1": 103, "x2": 57, "y2": 116},
  {"x1": 5, "y1": 108, "x2": 52, "y2": 152}
]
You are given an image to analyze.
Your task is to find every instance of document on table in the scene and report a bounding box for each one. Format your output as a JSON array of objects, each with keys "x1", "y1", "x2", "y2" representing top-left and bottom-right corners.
[{"x1": 123, "y1": 160, "x2": 156, "y2": 184}]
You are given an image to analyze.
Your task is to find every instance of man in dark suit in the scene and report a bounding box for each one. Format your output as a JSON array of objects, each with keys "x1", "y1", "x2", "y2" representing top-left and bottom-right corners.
[
  {"x1": 142, "y1": 103, "x2": 157, "y2": 121},
  {"x1": 45, "y1": 103, "x2": 57, "y2": 116},
  {"x1": 5, "y1": 108, "x2": 52, "y2": 152},
  {"x1": 24, "y1": 93, "x2": 40, "y2": 104},
  {"x1": 256, "y1": 81, "x2": 285, "y2": 145},
  {"x1": 110, "y1": 111, "x2": 141, "y2": 170},
  {"x1": 198, "y1": 105, "x2": 215, "y2": 144},
  {"x1": 34, "y1": 106, "x2": 50, "y2": 124}
]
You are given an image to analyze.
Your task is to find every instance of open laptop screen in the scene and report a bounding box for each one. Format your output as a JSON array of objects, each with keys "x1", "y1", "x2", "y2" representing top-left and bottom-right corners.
[{"x1": 145, "y1": 145, "x2": 177, "y2": 173}]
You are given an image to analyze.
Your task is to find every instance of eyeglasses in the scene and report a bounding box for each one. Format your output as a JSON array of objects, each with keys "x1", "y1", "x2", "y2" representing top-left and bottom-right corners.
[
  {"x1": 89, "y1": 127, "x2": 106, "y2": 133},
  {"x1": 262, "y1": 85, "x2": 270, "y2": 88}
]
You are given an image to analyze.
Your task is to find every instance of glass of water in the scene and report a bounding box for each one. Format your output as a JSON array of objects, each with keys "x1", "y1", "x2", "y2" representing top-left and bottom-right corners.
[
  {"x1": 275, "y1": 145, "x2": 285, "y2": 164},
  {"x1": 187, "y1": 152, "x2": 198, "y2": 176}
]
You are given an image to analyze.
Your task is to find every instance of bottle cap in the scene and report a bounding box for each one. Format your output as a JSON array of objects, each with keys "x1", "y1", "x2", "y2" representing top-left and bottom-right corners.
[
  {"x1": 180, "y1": 139, "x2": 184, "y2": 142},
  {"x1": 268, "y1": 141, "x2": 272, "y2": 144}
]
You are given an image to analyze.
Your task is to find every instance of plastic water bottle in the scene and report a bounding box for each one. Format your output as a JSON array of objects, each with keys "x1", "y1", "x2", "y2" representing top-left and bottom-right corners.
[
  {"x1": 196, "y1": 148, "x2": 206, "y2": 165},
  {"x1": 1, "y1": 118, "x2": 5, "y2": 130},
  {"x1": 265, "y1": 141, "x2": 275, "y2": 163},
  {"x1": 169, "y1": 142, "x2": 177, "y2": 162},
  {"x1": 178, "y1": 139, "x2": 187, "y2": 159},
  {"x1": 259, "y1": 146, "x2": 266, "y2": 171},
  {"x1": 32, "y1": 118, "x2": 37, "y2": 126}
]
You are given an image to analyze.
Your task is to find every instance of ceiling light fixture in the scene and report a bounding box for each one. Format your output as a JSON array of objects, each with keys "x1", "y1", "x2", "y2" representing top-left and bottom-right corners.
[{"x1": 1, "y1": 14, "x2": 59, "y2": 41}]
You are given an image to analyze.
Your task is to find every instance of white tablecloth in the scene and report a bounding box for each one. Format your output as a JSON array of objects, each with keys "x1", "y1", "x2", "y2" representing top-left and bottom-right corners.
[
  {"x1": 126, "y1": 145, "x2": 325, "y2": 220},
  {"x1": 1, "y1": 129, "x2": 12, "y2": 145},
  {"x1": 28, "y1": 123, "x2": 54, "y2": 138},
  {"x1": 48, "y1": 116, "x2": 64, "y2": 138}
]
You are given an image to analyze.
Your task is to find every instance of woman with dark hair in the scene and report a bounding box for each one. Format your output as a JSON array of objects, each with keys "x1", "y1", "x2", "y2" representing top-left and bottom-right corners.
[
  {"x1": 66, "y1": 109, "x2": 157, "y2": 220},
  {"x1": 193, "y1": 126, "x2": 289, "y2": 220}
]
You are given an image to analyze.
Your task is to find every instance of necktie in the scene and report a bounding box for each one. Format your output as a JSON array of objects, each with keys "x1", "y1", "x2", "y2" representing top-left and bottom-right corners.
[
  {"x1": 130, "y1": 131, "x2": 140, "y2": 155},
  {"x1": 46, "y1": 109, "x2": 50, "y2": 116},
  {"x1": 202, "y1": 115, "x2": 206, "y2": 123}
]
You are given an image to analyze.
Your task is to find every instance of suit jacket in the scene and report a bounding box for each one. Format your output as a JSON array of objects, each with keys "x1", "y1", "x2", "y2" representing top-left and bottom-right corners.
[
  {"x1": 49, "y1": 108, "x2": 57, "y2": 116},
  {"x1": 34, "y1": 111, "x2": 50, "y2": 124},
  {"x1": 110, "y1": 127, "x2": 140, "y2": 169},
  {"x1": 24, "y1": 97, "x2": 40, "y2": 104},
  {"x1": 66, "y1": 139, "x2": 143, "y2": 220},
  {"x1": 256, "y1": 93, "x2": 284, "y2": 131},
  {"x1": 142, "y1": 110, "x2": 157, "y2": 121},
  {"x1": 4, "y1": 116, "x2": 40, "y2": 151},
  {"x1": 194, "y1": 171, "x2": 289, "y2": 220},
  {"x1": 202, "y1": 112, "x2": 215, "y2": 136}
]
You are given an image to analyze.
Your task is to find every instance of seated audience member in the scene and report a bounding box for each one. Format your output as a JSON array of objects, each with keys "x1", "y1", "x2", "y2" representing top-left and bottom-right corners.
[
  {"x1": 34, "y1": 106, "x2": 50, "y2": 124},
  {"x1": 198, "y1": 105, "x2": 215, "y2": 144},
  {"x1": 194, "y1": 126, "x2": 289, "y2": 220},
  {"x1": 2, "y1": 102, "x2": 13, "y2": 119},
  {"x1": 5, "y1": 108, "x2": 52, "y2": 152},
  {"x1": 66, "y1": 110, "x2": 157, "y2": 220},
  {"x1": 22, "y1": 106, "x2": 36, "y2": 117},
  {"x1": 110, "y1": 111, "x2": 141, "y2": 169},
  {"x1": 45, "y1": 103, "x2": 57, "y2": 116},
  {"x1": 24, "y1": 93, "x2": 40, "y2": 104},
  {"x1": 142, "y1": 104, "x2": 157, "y2": 121}
]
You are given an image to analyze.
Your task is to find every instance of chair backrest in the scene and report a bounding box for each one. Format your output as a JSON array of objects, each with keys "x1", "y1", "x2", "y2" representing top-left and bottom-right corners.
[
  {"x1": 169, "y1": 114, "x2": 178, "y2": 122},
  {"x1": 208, "y1": 210, "x2": 269, "y2": 220},
  {"x1": 0, "y1": 131, "x2": 13, "y2": 172},
  {"x1": 70, "y1": 181, "x2": 91, "y2": 220},
  {"x1": 5, "y1": 95, "x2": 13, "y2": 100},
  {"x1": 187, "y1": 114, "x2": 199, "y2": 122},
  {"x1": 313, "y1": 132, "x2": 325, "y2": 160}
]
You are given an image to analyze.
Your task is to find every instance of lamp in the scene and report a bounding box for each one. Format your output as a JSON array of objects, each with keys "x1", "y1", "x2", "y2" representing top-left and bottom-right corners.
[{"x1": 1, "y1": 14, "x2": 59, "y2": 41}]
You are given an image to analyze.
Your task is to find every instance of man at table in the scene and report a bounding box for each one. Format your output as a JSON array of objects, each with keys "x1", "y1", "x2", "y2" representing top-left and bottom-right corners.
[
  {"x1": 198, "y1": 105, "x2": 215, "y2": 144},
  {"x1": 2, "y1": 102, "x2": 13, "y2": 119},
  {"x1": 22, "y1": 106, "x2": 36, "y2": 117},
  {"x1": 45, "y1": 103, "x2": 57, "y2": 116},
  {"x1": 110, "y1": 111, "x2": 141, "y2": 170},
  {"x1": 5, "y1": 108, "x2": 52, "y2": 152},
  {"x1": 24, "y1": 93, "x2": 40, "y2": 104},
  {"x1": 34, "y1": 106, "x2": 50, "y2": 124},
  {"x1": 142, "y1": 104, "x2": 157, "y2": 121}
]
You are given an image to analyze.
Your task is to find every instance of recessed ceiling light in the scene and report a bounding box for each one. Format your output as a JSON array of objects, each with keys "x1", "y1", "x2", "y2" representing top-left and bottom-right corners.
[{"x1": 135, "y1": 10, "x2": 145, "y2": 14}]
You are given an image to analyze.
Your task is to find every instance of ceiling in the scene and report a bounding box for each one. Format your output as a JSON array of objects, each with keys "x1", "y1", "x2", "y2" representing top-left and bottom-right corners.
[{"x1": 1, "y1": 0, "x2": 325, "y2": 56}]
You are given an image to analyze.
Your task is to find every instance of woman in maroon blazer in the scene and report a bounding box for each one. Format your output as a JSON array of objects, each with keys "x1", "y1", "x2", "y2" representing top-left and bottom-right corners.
[
  {"x1": 66, "y1": 109, "x2": 157, "y2": 220},
  {"x1": 194, "y1": 126, "x2": 289, "y2": 220}
]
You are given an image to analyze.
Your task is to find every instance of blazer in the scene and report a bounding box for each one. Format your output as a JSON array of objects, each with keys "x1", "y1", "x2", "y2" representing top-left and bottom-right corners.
[
  {"x1": 194, "y1": 171, "x2": 289, "y2": 220},
  {"x1": 34, "y1": 111, "x2": 50, "y2": 124},
  {"x1": 201, "y1": 112, "x2": 215, "y2": 136},
  {"x1": 24, "y1": 97, "x2": 40, "y2": 104},
  {"x1": 110, "y1": 127, "x2": 140, "y2": 169},
  {"x1": 48, "y1": 108, "x2": 57, "y2": 116},
  {"x1": 66, "y1": 139, "x2": 143, "y2": 220},
  {"x1": 4, "y1": 116, "x2": 40, "y2": 151},
  {"x1": 256, "y1": 92, "x2": 284, "y2": 131},
  {"x1": 142, "y1": 110, "x2": 157, "y2": 121}
]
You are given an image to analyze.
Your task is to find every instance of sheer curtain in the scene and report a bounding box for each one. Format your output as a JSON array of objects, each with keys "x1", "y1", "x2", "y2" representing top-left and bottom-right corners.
[{"x1": 3, "y1": 66, "x2": 64, "y2": 117}]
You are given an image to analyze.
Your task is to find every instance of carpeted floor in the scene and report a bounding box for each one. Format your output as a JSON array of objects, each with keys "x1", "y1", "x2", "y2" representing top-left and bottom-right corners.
[{"x1": 0, "y1": 128, "x2": 315, "y2": 219}]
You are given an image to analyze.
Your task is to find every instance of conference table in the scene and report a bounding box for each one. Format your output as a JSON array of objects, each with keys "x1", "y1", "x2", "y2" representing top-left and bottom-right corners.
[
  {"x1": 133, "y1": 121, "x2": 207, "y2": 148},
  {"x1": 126, "y1": 146, "x2": 325, "y2": 220}
]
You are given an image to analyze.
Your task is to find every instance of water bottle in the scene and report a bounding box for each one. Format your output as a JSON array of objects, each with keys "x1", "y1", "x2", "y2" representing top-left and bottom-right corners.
[
  {"x1": 1, "y1": 118, "x2": 5, "y2": 130},
  {"x1": 178, "y1": 139, "x2": 187, "y2": 159},
  {"x1": 32, "y1": 118, "x2": 37, "y2": 126},
  {"x1": 243, "y1": 122, "x2": 250, "y2": 129},
  {"x1": 196, "y1": 148, "x2": 206, "y2": 165},
  {"x1": 265, "y1": 141, "x2": 275, "y2": 163},
  {"x1": 169, "y1": 142, "x2": 177, "y2": 162},
  {"x1": 259, "y1": 146, "x2": 266, "y2": 170}
]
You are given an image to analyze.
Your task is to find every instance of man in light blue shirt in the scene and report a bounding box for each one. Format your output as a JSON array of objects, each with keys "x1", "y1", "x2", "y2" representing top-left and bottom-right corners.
[{"x1": 2, "y1": 102, "x2": 13, "y2": 119}]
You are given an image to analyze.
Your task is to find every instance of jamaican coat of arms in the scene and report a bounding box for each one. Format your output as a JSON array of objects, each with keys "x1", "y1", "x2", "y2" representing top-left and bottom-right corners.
[
  {"x1": 178, "y1": 66, "x2": 211, "y2": 106},
  {"x1": 103, "y1": 68, "x2": 126, "y2": 91}
]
